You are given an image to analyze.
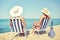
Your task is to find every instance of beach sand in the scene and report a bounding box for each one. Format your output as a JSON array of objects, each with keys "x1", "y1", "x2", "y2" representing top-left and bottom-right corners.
[{"x1": 0, "y1": 25, "x2": 60, "y2": 40}]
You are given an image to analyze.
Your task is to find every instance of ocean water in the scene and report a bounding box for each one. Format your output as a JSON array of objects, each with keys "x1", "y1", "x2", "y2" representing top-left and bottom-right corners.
[{"x1": 0, "y1": 19, "x2": 60, "y2": 33}]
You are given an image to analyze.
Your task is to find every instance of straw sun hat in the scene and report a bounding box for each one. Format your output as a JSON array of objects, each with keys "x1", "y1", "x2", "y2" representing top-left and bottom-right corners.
[
  {"x1": 41, "y1": 8, "x2": 50, "y2": 15},
  {"x1": 10, "y1": 6, "x2": 23, "y2": 17}
]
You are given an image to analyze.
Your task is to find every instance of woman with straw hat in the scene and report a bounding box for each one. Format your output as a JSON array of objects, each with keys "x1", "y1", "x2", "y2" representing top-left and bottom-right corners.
[
  {"x1": 33, "y1": 8, "x2": 50, "y2": 33},
  {"x1": 10, "y1": 6, "x2": 26, "y2": 36}
]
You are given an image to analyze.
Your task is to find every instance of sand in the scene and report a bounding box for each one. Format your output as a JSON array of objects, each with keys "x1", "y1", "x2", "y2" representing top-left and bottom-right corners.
[{"x1": 0, "y1": 25, "x2": 60, "y2": 40}]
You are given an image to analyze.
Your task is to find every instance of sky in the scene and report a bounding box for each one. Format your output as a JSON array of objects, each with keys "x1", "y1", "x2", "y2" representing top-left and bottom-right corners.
[{"x1": 0, "y1": 0, "x2": 60, "y2": 19}]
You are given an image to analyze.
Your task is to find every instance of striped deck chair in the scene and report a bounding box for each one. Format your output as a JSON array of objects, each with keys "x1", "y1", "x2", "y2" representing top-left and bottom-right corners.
[
  {"x1": 40, "y1": 17, "x2": 49, "y2": 29},
  {"x1": 10, "y1": 18, "x2": 25, "y2": 36},
  {"x1": 34, "y1": 17, "x2": 50, "y2": 35}
]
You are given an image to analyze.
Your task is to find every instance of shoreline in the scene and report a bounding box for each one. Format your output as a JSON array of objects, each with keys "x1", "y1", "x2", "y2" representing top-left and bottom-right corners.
[{"x1": 0, "y1": 25, "x2": 60, "y2": 40}]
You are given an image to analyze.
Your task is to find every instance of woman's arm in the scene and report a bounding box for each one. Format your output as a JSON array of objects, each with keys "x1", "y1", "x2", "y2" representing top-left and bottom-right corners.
[{"x1": 21, "y1": 16, "x2": 26, "y2": 28}]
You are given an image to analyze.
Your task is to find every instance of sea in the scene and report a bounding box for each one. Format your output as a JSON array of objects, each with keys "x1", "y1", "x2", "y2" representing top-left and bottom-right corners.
[{"x1": 0, "y1": 19, "x2": 60, "y2": 33}]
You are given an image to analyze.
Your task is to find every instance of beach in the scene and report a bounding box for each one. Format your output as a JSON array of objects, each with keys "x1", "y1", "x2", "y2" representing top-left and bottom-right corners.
[{"x1": 0, "y1": 25, "x2": 60, "y2": 40}]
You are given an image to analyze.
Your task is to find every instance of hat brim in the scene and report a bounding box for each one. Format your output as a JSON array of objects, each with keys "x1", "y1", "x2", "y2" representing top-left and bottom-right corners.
[
  {"x1": 41, "y1": 8, "x2": 50, "y2": 15},
  {"x1": 10, "y1": 6, "x2": 23, "y2": 17}
]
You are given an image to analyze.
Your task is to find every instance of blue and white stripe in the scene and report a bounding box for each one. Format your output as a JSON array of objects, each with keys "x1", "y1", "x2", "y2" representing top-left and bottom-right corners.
[
  {"x1": 10, "y1": 18, "x2": 23, "y2": 33},
  {"x1": 40, "y1": 18, "x2": 49, "y2": 29}
]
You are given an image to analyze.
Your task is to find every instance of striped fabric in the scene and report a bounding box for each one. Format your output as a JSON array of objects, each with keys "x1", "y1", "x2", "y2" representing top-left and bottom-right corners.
[
  {"x1": 40, "y1": 18, "x2": 49, "y2": 29},
  {"x1": 10, "y1": 18, "x2": 24, "y2": 33}
]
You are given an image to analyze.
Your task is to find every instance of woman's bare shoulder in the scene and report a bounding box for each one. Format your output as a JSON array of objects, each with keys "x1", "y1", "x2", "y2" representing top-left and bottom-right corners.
[{"x1": 40, "y1": 15, "x2": 46, "y2": 19}]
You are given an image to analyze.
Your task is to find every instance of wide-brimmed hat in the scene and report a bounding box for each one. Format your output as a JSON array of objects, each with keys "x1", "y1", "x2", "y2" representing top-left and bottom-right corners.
[
  {"x1": 10, "y1": 6, "x2": 23, "y2": 17},
  {"x1": 41, "y1": 8, "x2": 50, "y2": 15}
]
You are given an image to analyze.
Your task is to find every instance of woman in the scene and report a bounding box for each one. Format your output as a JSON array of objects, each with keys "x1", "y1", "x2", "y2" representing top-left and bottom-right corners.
[
  {"x1": 33, "y1": 8, "x2": 50, "y2": 31},
  {"x1": 10, "y1": 6, "x2": 26, "y2": 36}
]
